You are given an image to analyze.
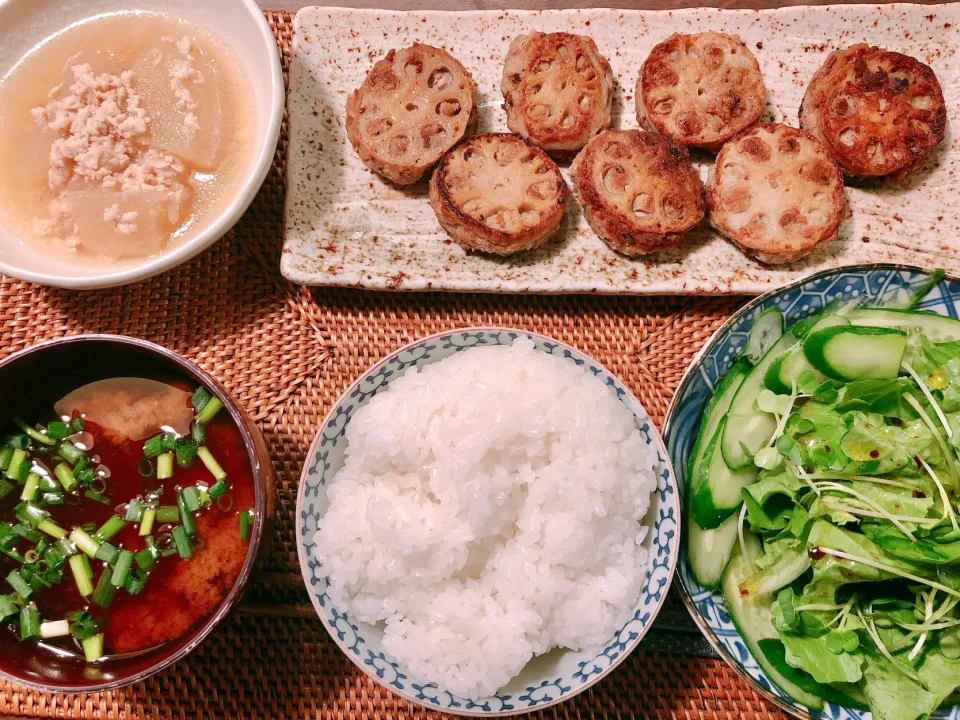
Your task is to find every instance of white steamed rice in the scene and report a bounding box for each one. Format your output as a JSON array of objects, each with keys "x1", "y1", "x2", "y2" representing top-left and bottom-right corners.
[{"x1": 315, "y1": 339, "x2": 658, "y2": 698}]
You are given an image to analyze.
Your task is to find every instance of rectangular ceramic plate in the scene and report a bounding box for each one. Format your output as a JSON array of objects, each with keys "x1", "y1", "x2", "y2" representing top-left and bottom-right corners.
[{"x1": 282, "y1": 4, "x2": 959, "y2": 294}]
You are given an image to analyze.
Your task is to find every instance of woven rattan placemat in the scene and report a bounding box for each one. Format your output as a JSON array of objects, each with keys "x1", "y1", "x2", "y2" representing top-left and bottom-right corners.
[{"x1": 0, "y1": 11, "x2": 790, "y2": 719}]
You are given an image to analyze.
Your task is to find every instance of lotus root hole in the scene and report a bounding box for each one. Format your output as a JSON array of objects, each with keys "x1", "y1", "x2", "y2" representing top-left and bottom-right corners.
[
  {"x1": 653, "y1": 98, "x2": 675, "y2": 115},
  {"x1": 832, "y1": 96, "x2": 853, "y2": 117},
  {"x1": 530, "y1": 83, "x2": 543, "y2": 96},
  {"x1": 404, "y1": 60, "x2": 423, "y2": 77},
  {"x1": 463, "y1": 147, "x2": 483, "y2": 165},
  {"x1": 519, "y1": 206, "x2": 540, "y2": 226},
  {"x1": 605, "y1": 142, "x2": 629, "y2": 159},
  {"x1": 911, "y1": 95, "x2": 935, "y2": 110},
  {"x1": 428, "y1": 67, "x2": 452, "y2": 91},
  {"x1": 662, "y1": 195, "x2": 686, "y2": 221},
  {"x1": 557, "y1": 44, "x2": 571, "y2": 60},
  {"x1": 779, "y1": 138, "x2": 801, "y2": 154},
  {"x1": 494, "y1": 144, "x2": 519, "y2": 166},
  {"x1": 420, "y1": 124, "x2": 445, "y2": 148},
  {"x1": 560, "y1": 113, "x2": 575, "y2": 129},
  {"x1": 652, "y1": 63, "x2": 679, "y2": 87},
  {"x1": 578, "y1": 95, "x2": 591, "y2": 111},
  {"x1": 632, "y1": 193, "x2": 654, "y2": 217},
  {"x1": 529, "y1": 180, "x2": 554, "y2": 199},
  {"x1": 603, "y1": 166, "x2": 627, "y2": 194},
  {"x1": 838, "y1": 128, "x2": 857, "y2": 147},
  {"x1": 405, "y1": 102, "x2": 418, "y2": 113},
  {"x1": 676, "y1": 112, "x2": 703, "y2": 137},
  {"x1": 560, "y1": 80, "x2": 569, "y2": 91},
  {"x1": 535, "y1": 60, "x2": 553, "y2": 73},
  {"x1": 867, "y1": 140, "x2": 884, "y2": 162},
  {"x1": 575, "y1": 54, "x2": 588, "y2": 72},
  {"x1": 747, "y1": 213, "x2": 770, "y2": 234},
  {"x1": 530, "y1": 104, "x2": 552, "y2": 120},
  {"x1": 368, "y1": 118, "x2": 394, "y2": 137},
  {"x1": 703, "y1": 46, "x2": 724, "y2": 70},
  {"x1": 388, "y1": 135, "x2": 409, "y2": 156},
  {"x1": 723, "y1": 162, "x2": 749, "y2": 184},
  {"x1": 462, "y1": 199, "x2": 482, "y2": 216},
  {"x1": 436, "y1": 100, "x2": 462, "y2": 117},
  {"x1": 741, "y1": 137, "x2": 771, "y2": 162}
]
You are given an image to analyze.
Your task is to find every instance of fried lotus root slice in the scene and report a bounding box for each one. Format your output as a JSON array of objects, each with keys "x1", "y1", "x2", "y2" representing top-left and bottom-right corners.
[
  {"x1": 501, "y1": 32, "x2": 614, "y2": 154},
  {"x1": 345, "y1": 44, "x2": 477, "y2": 185},
  {"x1": 799, "y1": 44, "x2": 946, "y2": 177},
  {"x1": 636, "y1": 32, "x2": 766, "y2": 151},
  {"x1": 708, "y1": 123, "x2": 846, "y2": 265},
  {"x1": 429, "y1": 133, "x2": 568, "y2": 255},
  {"x1": 570, "y1": 129, "x2": 706, "y2": 256}
]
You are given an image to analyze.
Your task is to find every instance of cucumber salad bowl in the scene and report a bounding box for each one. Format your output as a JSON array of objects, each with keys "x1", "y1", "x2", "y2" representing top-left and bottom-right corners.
[{"x1": 665, "y1": 265, "x2": 960, "y2": 720}]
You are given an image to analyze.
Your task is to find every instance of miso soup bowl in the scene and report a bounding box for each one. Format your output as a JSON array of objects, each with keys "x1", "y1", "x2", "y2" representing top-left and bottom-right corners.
[
  {"x1": 0, "y1": 335, "x2": 275, "y2": 693},
  {"x1": 0, "y1": 0, "x2": 284, "y2": 289}
]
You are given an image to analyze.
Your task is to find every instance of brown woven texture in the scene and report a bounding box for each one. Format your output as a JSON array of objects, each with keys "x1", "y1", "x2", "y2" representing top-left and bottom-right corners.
[{"x1": 0, "y1": 12, "x2": 790, "y2": 720}]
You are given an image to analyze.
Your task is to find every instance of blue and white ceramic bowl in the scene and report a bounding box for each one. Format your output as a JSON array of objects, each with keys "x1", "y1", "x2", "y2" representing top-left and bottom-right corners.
[
  {"x1": 664, "y1": 265, "x2": 960, "y2": 720},
  {"x1": 296, "y1": 328, "x2": 680, "y2": 716}
]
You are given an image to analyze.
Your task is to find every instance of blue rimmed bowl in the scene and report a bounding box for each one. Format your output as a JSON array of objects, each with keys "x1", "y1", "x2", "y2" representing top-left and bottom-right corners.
[
  {"x1": 663, "y1": 264, "x2": 960, "y2": 720},
  {"x1": 296, "y1": 328, "x2": 680, "y2": 716}
]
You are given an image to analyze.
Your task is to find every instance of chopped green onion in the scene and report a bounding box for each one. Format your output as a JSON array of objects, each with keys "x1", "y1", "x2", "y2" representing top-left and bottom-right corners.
[
  {"x1": 192, "y1": 386, "x2": 212, "y2": 413},
  {"x1": 68, "y1": 528, "x2": 100, "y2": 558},
  {"x1": 0, "y1": 480, "x2": 15, "y2": 501},
  {"x1": 177, "y1": 491, "x2": 195, "y2": 537},
  {"x1": 37, "y1": 519, "x2": 66, "y2": 539},
  {"x1": 43, "y1": 548, "x2": 64, "y2": 571},
  {"x1": 175, "y1": 439, "x2": 197, "y2": 468},
  {"x1": 92, "y1": 568, "x2": 116, "y2": 609},
  {"x1": 39, "y1": 492, "x2": 64, "y2": 508},
  {"x1": 19, "y1": 602, "x2": 40, "y2": 640},
  {"x1": 138, "y1": 457, "x2": 154, "y2": 478},
  {"x1": 240, "y1": 509, "x2": 254, "y2": 542},
  {"x1": 53, "y1": 462, "x2": 77, "y2": 492},
  {"x1": 94, "y1": 515, "x2": 126, "y2": 542},
  {"x1": 94, "y1": 541, "x2": 119, "y2": 565},
  {"x1": 52, "y1": 537, "x2": 76, "y2": 558},
  {"x1": 35, "y1": 538, "x2": 48, "y2": 555},
  {"x1": 15, "y1": 419, "x2": 55, "y2": 447},
  {"x1": 45, "y1": 422, "x2": 69, "y2": 441},
  {"x1": 110, "y1": 550, "x2": 134, "y2": 587},
  {"x1": 125, "y1": 569, "x2": 148, "y2": 595},
  {"x1": 70, "y1": 417, "x2": 84, "y2": 433},
  {"x1": 57, "y1": 441, "x2": 84, "y2": 466},
  {"x1": 67, "y1": 610, "x2": 99, "y2": 640},
  {"x1": 79, "y1": 521, "x2": 97, "y2": 534},
  {"x1": 7, "y1": 570, "x2": 32, "y2": 598},
  {"x1": 208, "y1": 479, "x2": 229, "y2": 500},
  {"x1": 172, "y1": 525, "x2": 193, "y2": 558},
  {"x1": 134, "y1": 546, "x2": 158, "y2": 572},
  {"x1": 124, "y1": 499, "x2": 145, "y2": 523},
  {"x1": 37, "y1": 473, "x2": 58, "y2": 492},
  {"x1": 14, "y1": 502, "x2": 46, "y2": 528},
  {"x1": 74, "y1": 466, "x2": 95, "y2": 486},
  {"x1": 84, "y1": 490, "x2": 111, "y2": 506},
  {"x1": 82, "y1": 633, "x2": 104, "y2": 662},
  {"x1": 196, "y1": 396, "x2": 223, "y2": 425},
  {"x1": 40, "y1": 619, "x2": 70, "y2": 639},
  {"x1": 23, "y1": 549, "x2": 39, "y2": 564},
  {"x1": 0, "y1": 595, "x2": 18, "y2": 621},
  {"x1": 6, "y1": 449, "x2": 27, "y2": 481},
  {"x1": 191, "y1": 422, "x2": 205, "y2": 445},
  {"x1": 0, "y1": 446, "x2": 13, "y2": 471},
  {"x1": 156, "y1": 505, "x2": 180, "y2": 524},
  {"x1": 181, "y1": 486, "x2": 201, "y2": 513},
  {"x1": 142, "y1": 434, "x2": 165, "y2": 458},
  {"x1": 19, "y1": 473, "x2": 40, "y2": 502},
  {"x1": 156, "y1": 453, "x2": 174, "y2": 480},
  {"x1": 139, "y1": 508, "x2": 156, "y2": 536},
  {"x1": 196, "y1": 446, "x2": 226, "y2": 481}
]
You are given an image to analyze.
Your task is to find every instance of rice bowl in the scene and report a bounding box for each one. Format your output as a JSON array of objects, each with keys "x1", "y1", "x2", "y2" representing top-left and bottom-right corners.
[{"x1": 296, "y1": 328, "x2": 680, "y2": 714}]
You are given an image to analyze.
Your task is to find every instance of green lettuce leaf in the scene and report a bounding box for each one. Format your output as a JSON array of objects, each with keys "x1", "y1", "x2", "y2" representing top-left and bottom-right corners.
[
  {"x1": 757, "y1": 638, "x2": 868, "y2": 709},
  {"x1": 917, "y1": 650, "x2": 960, "y2": 706},
  {"x1": 836, "y1": 378, "x2": 915, "y2": 417},
  {"x1": 862, "y1": 523, "x2": 960, "y2": 565},
  {"x1": 860, "y1": 652, "x2": 939, "y2": 720},
  {"x1": 781, "y1": 633, "x2": 864, "y2": 683}
]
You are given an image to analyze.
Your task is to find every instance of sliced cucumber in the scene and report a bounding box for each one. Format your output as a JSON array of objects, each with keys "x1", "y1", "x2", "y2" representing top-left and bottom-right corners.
[
  {"x1": 742, "y1": 307, "x2": 784, "y2": 365},
  {"x1": 874, "y1": 269, "x2": 945, "y2": 310},
  {"x1": 763, "y1": 315, "x2": 850, "y2": 394},
  {"x1": 737, "y1": 546, "x2": 811, "y2": 598},
  {"x1": 688, "y1": 512, "x2": 739, "y2": 589},
  {"x1": 721, "y1": 332, "x2": 801, "y2": 470},
  {"x1": 691, "y1": 419, "x2": 758, "y2": 529},
  {"x1": 687, "y1": 359, "x2": 751, "y2": 484},
  {"x1": 803, "y1": 325, "x2": 907, "y2": 381},
  {"x1": 848, "y1": 307, "x2": 960, "y2": 343},
  {"x1": 721, "y1": 534, "x2": 825, "y2": 711}
]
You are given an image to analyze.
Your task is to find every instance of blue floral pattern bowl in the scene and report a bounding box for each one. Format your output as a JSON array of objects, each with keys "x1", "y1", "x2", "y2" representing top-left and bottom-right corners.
[
  {"x1": 663, "y1": 265, "x2": 960, "y2": 720},
  {"x1": 296, "y1": 328, "x2": 680, "y2": 716}
]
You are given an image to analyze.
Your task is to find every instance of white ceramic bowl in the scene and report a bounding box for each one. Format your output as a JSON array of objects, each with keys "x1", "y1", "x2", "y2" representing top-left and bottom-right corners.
[
  {"x1": 0, "y1": 0, "x2": 283, "y2": 289},
  {"x1": 296, "y1": 328, "x2": 680, "y2": 715}
]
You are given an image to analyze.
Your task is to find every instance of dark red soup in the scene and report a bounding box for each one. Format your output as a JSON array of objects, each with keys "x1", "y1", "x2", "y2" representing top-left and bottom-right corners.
[{"x1": 0, "y1": 377, "x2": 255, "y2": 663}]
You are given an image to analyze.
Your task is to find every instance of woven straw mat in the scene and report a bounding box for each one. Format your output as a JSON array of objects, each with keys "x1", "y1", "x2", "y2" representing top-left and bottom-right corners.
[{"x1": 0, "y1": 11, "x2": 788, "y2": 720}]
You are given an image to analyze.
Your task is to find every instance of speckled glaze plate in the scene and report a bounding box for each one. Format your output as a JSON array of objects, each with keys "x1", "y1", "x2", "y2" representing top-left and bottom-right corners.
[{"x1": 282, "y1": 5, "x2": 960, "y2": 294}]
